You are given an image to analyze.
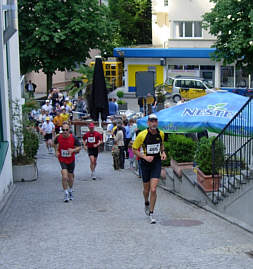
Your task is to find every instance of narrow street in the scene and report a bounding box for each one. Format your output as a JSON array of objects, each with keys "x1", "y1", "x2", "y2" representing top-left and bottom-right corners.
[{"x1": 1, "y1": 144, "x2": 253, "y2": 269}]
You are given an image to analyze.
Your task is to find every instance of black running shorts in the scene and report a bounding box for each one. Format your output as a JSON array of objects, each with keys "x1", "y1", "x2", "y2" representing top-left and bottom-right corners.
[
  {"x1": 140, "y1": 157, "x2": 161, "y2": 183},
  {"x1": 60, "y1": 161, "x2": 75, "y2": 174},
  {"x1": 44, "y1": 133, "x2": 53, "y2": 141},
  {"x1": 88, "y1": 147, "x2": 98, "y2": 158}
]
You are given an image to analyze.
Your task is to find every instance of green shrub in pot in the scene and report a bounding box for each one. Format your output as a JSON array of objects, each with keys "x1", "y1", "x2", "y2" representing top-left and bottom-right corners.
[
  {"x1": 195, "y1": 136, "x2": 225, "y2": 175},
  {"x1": 161, "y1": 134, "x2": 196, "y2": 166},
  {"x1": 169, "y1": 134, "x2": 197, "y2": 163}
]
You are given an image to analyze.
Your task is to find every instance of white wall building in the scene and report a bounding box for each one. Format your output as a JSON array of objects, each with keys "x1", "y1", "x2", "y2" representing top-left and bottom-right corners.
[
  {"x1": 113, "y1": 0, "x2": 252, "y2": 92},
  {"x1": 0, "y1": 0, "x2": 22, "y2": 202},
  {"x1": 152, "y1": 0, "x2": 216, "y2": 48}
]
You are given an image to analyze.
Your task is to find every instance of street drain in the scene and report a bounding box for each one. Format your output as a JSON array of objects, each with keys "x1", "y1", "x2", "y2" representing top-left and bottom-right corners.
[
  {"x1": 160, "y1": 219, "x2": 203, "y2": 227},
  {"x1": 97, "y1": 209, "x2": 107, "y2": 213},
  {"x1": 245, "y1": 251, "x2": 253, "y2": 258}
]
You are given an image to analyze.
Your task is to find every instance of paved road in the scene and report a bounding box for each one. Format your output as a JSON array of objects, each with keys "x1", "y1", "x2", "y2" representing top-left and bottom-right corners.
[{"x1": 1, "y1": 144, "x2": 253, "y2": 269}]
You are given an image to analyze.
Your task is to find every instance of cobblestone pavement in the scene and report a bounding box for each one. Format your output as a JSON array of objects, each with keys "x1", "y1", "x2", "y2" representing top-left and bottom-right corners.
[{"x1": 1, "y1": 144, "x2": 253, "y2": 269}]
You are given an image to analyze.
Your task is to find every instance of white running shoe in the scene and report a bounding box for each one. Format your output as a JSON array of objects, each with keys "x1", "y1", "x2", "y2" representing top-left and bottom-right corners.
[
  {"x1": 64, "y1": 192, "x2": 69, "y2": 203},
  {"x1": 149, "y1": 213, "x2": 156, "y2": 224},
  {"x1": 145, "y1": 204, "x2": 150, "y2": 216},
  {"x1": 92, "y1": 172, "x2": 96, "y2": 180}
]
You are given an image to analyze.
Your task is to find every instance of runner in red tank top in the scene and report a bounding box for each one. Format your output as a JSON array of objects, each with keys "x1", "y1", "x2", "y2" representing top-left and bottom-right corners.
[
  {"x1": 83, "y1": 122, "x2": 102, "y2": 180},
  {"x1": 54, "y1": 122, "x2": 81, "y2": 202}
]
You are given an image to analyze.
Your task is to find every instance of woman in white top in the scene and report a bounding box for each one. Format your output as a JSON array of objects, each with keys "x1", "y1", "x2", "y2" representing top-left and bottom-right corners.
[{"x1": 114, "y1": 121, "x2": 125, "y2": 169}]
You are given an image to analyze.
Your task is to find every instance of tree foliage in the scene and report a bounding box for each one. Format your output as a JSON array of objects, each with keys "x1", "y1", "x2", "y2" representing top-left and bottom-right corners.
[
  {"x1": 18, "y1": 0, "x2": 114, "y2": 92},
  {"x1": 108, "y1": 0, "x2": 152, "y2": 46},
  {"x1": 202, "y1": 0, "x2": 253, "y2": 71}
]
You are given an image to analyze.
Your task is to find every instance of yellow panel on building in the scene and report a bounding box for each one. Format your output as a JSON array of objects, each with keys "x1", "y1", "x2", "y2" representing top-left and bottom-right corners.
[
  {"x1": 90, "y1": 61, "x2": 123, "y2": 88},
  {"x1": 128, "y1": 65, "x2": 164, "y2": 90}
]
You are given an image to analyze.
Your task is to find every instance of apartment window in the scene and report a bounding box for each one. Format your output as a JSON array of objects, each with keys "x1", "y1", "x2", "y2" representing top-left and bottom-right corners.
[
  {"x1": 164, "y1": 0, "x2": 168, "y2": 6},
  {"x1": 174, "y1": 21, "x2": 202, "y2": 38}
]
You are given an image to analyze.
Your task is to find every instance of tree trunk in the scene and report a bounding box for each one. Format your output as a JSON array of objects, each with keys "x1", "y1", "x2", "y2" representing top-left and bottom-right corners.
[{"x1": 46, "y1": 73, "x2": 53, "y2": 96}]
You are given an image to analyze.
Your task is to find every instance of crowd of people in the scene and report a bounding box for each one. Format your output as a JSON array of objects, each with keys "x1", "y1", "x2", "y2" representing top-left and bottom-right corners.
[
  {"x1": 28, "y1": 88, "x2": 166, "y2": 224},
  {"x1": 30, "y1": 88, "x2": 87, "y2": 152}
]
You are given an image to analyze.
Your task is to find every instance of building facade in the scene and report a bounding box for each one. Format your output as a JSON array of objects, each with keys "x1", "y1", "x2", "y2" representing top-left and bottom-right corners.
[
  {"x1": 113, "y1": 0, "x2": 252, "y2": 92},
  {"x1": 0, "y1": 0, "x2": 22, "y2": 201},
  {"x1": 152, "y1": 0, "x2": 215, "y2": 48}
]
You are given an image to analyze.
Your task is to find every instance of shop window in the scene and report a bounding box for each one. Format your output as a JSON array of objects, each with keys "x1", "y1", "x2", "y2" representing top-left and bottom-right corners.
[
  {"x1": 221, "y1": 66, "x2": 234, "y2": 87},
  {"x1": 174, "y1": 21, "x2": 202, "y2": 38},
  {"x1": 200, "y1": 65, "x2": 215, "y2": 70},
  {"x1": 168, "y1": 65, "x2": 183, "y2": 70},
  {"x1": 236, "y1": 68, "x2": 249, "y2": 88},
  {"x1": 184, "y1": 65, "x2": 199, "y2": 70}
]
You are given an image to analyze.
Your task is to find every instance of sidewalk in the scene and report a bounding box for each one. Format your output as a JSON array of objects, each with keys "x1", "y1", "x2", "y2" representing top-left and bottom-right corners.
[{"x1": 1, "y1": 144, "x2": 253, "y2": 268}]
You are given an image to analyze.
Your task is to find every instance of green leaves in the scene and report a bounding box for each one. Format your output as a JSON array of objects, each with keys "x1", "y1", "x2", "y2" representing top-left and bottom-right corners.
[
  {"x1": 108, "y1": 0, "x2": 152, "y2": 46},
  {"x1": 203, "y1": 0, "x2": 253, "y2": 71},
  {"x1": 18, "y1": 0, "x2": 115, "y2": 86}
]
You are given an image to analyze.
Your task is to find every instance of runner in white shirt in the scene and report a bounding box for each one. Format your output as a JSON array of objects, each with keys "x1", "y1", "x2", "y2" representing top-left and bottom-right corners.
[
  {"x1": 42, "y1": 100, "x2": 53, "y2": 113},
  {"x1": 41, "y1": 117, "x2": 55, "y2": 153}
]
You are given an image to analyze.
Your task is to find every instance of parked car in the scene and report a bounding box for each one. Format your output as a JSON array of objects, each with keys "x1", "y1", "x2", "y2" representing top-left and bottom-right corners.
[
  {"x1": 224, "y1": 88, "x2": 253, "y2": 97},
  {"x1": 164, "y1": 76, "x2": 216, "y2": 103}
]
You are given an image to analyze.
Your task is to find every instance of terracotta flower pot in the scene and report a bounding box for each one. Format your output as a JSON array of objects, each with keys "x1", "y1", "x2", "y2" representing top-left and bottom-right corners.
[
  {"x1": 170, "y1": 159, "x2": 193, "y2": 178},
  {"x1": 197, "y1": 168, "x2": 220, "y2": 192}
]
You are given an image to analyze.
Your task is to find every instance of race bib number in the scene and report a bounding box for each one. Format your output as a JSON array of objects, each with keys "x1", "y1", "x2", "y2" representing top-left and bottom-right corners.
[
  {"x1": 147, "y1": 143, "x2": 160, "y2": 154},
  {"x1": 88, "y1": 136, "x2": 95, "y2": 143},
  {"x1": 61, "y1": 149, "x2": 71, "y2": 157}
]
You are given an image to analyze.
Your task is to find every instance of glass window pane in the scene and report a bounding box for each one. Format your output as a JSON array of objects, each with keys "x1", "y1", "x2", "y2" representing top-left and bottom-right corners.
[
  {"x1": 236, "y1": 67, "x2": 249, "y2": 88},
  {"x1": 221, "y1": 66, "x2": 234, "y2": 87},
  {"x1": 164, "y1": 0, "x2": 168, "y2": 6},
  {"x1": 175, "y1": 22, "x2": 183, "y2": 37},
  {"x1": 185, "y1": 22, "x2": 192, "y2": 37},
  {"x1": 195, "y1": 81, "x2": 204, "y2": 89},
  {"x1": 194, "y1": 21, "x2": 202, "y2": 37},
  {"x1": 184, "y1": 65, "x2": 199, "y2": 70},
  {"x1": 175, "y1": 80, "x2": 181, "y2": 87}
]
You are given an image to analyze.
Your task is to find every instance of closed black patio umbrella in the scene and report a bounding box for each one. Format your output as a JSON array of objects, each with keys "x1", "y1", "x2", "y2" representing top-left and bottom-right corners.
[{"x1": 90, "y1": 56, "x2": 109, "y2": 122}]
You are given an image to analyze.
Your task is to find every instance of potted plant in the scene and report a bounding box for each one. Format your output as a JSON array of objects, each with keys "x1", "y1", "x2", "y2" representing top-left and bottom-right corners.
[
  {"x1": 117, "y1": 90, "x2": 127, "y2": 110},
  {"x1": 11, "y1": 100, "x2": 39, "y2": 182},
  {"x1": 195, "y1": 136, "x2": 225, "y2": 192},
  {"x1": 168, "y1": 134, "x2": 197, "y2": 178}
]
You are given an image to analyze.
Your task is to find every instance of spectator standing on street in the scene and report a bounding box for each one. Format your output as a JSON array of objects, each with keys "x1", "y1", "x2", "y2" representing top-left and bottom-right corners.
[
  {"x1": 123, "y1": 120, "x2": 131, "y2": 159},
  {"x1": 50, "y1": 88, "x2": 59, "y2": 107},
  {"x1": 114, "y1": 120, "x2": 125, "y2": 169},
  {"x1": 58, "y1": 93, "x2": 65, "y2": 106},
  {"x1": 108, "y1": 98, "x2": 117, "y2": 116},
  {"x1": 129, "y1": 118, "x2": 138, "y2": 141},
  {"x1": 132, "y1": 114, "x2": 167, "y2": 224},
  {"x1": 152, "y1": 95, "x2": 157, "y2": 113},
  {"x1": 83, "y1": 123, "x2": 103, "y2": 180},
  {"x1": 128, "y1": 141, "x2": 135, "y2": 169},
  {"x1": 113, "y1": 98, "x2": 118, "y2": 113},
  {"x1": 138, "y1": 97, "x2": 145, "y2": 113},
  {"x1": 25, "y1": 80, "x2": 37, "y2": 98},
  {"x1": 54, "y1": 122, "x2": 81, "y2": 202}
]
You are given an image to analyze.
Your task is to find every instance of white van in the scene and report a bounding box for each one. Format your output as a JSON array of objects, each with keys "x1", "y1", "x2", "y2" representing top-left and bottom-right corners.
[{"x1": 165, "y1": 76, "x2": 216, "y2": 103}]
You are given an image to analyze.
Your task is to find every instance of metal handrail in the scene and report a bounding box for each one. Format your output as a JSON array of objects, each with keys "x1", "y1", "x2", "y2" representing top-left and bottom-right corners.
[{"x1": 211, "y1": 97, "x2": 253, "y2": 203}]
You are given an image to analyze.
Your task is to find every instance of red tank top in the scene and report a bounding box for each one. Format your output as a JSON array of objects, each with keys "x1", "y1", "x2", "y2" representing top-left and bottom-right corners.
[{"x1": 57, "y1": 134, "x2": 76, "y2": 164}]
